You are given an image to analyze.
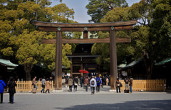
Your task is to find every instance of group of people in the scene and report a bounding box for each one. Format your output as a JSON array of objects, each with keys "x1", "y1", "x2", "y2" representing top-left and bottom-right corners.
[
  {"x1": 66, "y1": 75, "x2": 103, "y2": 95},
  {"x1": 32, "y1": 76, "x2": 52, "y2": 94},
  {"x1": 0, "y1": 76, "x2": 16, "y2": 104},
  {"x1": 115, "y1": 77, "x2": 133, "y2": 93}
]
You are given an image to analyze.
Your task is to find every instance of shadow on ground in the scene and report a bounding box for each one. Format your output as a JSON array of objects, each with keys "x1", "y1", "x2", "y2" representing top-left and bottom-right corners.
[{"x1": 55, "y1": 100, "x2": 171, "y2": 110}]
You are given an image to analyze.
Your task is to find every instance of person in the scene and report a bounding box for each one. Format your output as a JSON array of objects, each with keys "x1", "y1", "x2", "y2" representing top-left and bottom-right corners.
[
  {"x1": 124, "y1": 77, "x2": 129, "y2": 93},
  {"x1": 129, "y1": 78, "x2": 133, "y2": 93},
  {"x1": 80, "y1": 76, "x2": 84, "y2": 87},
  {"x1": 84, "y1": 76, "x2": 89, "y2": 92},
  {"x1": 68, "y1": 76, "x2": 73, "y2": 92},
  {"x1": 45, "y1": 78, "x2": 51, "y2": 93},
  {"x1": 116, "y1": 78, "x2": 122, "y2": 93},
  {"x1": 90, "y1": 76, "x2": 97, "y2": 95},
  {"x1": 106, "y1": 77, "x2": 109, "y2": 86},
  {"x1": 32, "y1": 76, "x2": 37, "y2": 93},
  {"x1": 41, "y1": 77, "x2": 46, "y2": 93},
  {"x1": 96, "y1": 75, "x2": 102, "y2": 92},
  {"x1": 7, "y1": 77, "x2": 17, "y2": 104},
  {"x1": 73, "y1": 76, "x2": 79, "y2": 91},
  {"x1": 0, "y1": 76, "x2": 6, "y2": 103}
]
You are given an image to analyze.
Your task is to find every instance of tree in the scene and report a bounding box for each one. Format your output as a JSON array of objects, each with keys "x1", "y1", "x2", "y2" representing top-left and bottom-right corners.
[
  {"x1": 93, "y1": 0, "x2": 171, "y2": 78},
  {"x1": 0, "y1": 0, "x2": 75, "y2": 80},
  {"x1": 86, "y1": 0, "x2": 128, "y2": 23}
]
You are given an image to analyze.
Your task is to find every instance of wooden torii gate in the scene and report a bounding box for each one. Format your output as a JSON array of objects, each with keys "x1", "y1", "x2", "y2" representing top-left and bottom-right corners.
[{"x1": 32, "y1": 20, "x2": 137, "y2": 90}]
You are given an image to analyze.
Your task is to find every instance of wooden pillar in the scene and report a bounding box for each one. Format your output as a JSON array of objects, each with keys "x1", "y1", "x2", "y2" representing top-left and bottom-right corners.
[
  {"x1": 110, "y1": 29, "x2": 118, "y2": 90},
  {"x1": 54, "y1": 30, "x2": 62, "y2": 90},
  {"x1": 70, "y1": 58, "x2": 73, "y2": 76}
]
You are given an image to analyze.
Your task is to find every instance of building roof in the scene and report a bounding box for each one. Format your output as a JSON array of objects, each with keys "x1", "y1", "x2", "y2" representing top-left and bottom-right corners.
[
  {"x1": 118, "y1": 58, "x2": 143, "y2": 69},
  {"x1": 0, "y1": 59, "x2": 18, "y2": 67},
  {"x1": 155, "y1": 58, "x2": 171, "y2": 66}
]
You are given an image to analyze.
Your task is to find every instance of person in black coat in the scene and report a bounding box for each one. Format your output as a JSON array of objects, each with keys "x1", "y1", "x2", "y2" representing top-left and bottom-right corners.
[{"x1": 7, "y1": 77, "x2": 17, "y2": 104}]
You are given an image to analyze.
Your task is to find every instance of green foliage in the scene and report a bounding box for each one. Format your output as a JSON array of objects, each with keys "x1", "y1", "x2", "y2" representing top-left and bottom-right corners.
[
  {"x1": 86, "y1": 0, "x2": 128, "y2": 22},
  {"x1": 0, "y1": 0, "x2": 75, "y2": 80},
  {"x1": 91, "y1": 0, "x2": 171, "y2": 78},
  {"x1": 101, "y1": 7, "x2": 130, "y2": 22}
]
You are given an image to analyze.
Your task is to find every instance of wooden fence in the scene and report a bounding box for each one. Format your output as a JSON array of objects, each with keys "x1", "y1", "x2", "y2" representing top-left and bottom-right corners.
[
  {"x1": 120, "y1": 80, "x2": 166, "y2": 92},
  {"x1": 16, "y1": 81, "x2": 54, "y2": 92},
  {"x1": 15, "y1": 80, "x2": 166, "y2": 92}
]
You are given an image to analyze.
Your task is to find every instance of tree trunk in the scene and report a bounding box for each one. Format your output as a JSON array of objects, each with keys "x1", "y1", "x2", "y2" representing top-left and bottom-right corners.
[
  {"x1": 24, "y1": 64, "x2": 33, "y2": 81},
  {"x1": 144, "y1": 56, "x2": 153, "y2": 79}
]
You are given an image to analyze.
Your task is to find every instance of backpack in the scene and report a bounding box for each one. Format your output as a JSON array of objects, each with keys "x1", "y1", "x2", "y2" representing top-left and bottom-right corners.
[{"x1": 91, "y1": 80, "x2": 95, "y2": 85}]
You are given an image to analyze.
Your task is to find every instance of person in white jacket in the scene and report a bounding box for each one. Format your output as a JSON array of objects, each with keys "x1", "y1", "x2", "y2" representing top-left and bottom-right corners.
[{"x1": 90, "y1": 76, "x2": 97, "y2": 94}]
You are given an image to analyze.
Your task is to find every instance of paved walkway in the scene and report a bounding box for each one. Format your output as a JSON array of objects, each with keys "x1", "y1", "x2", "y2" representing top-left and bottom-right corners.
[{"x1": 0, "y1": 86, "x2": 171, "y2": 110}]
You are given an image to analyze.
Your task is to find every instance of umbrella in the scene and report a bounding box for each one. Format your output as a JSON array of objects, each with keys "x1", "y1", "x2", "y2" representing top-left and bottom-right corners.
[
  {"x1": 79, "y1": 70, "x2": 89, "y2": 73},
  {"x1": 83, "y1": 70, "x2": 89, "y2": 73}
]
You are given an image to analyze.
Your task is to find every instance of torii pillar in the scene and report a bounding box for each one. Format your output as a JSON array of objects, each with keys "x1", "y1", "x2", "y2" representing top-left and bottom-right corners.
[{"x1": 32, "y1": 20, "x2": 137, "y2": 90}]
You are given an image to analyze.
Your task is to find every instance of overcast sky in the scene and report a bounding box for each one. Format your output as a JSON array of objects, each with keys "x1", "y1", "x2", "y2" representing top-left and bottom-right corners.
[{"x1": 51, "y1": 0, "x2": 141, "y2": 23}]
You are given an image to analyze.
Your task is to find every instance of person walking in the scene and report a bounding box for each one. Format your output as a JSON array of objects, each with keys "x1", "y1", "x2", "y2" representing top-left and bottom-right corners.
[
  {"x1": 90, "y1": 76, "x2": 97, "y2": 95},
  {"x1": 73, "y1": 76, "x2": 79, "y2": 91},
  {"x1": 116, "y1": 78, "x2": 122, "y2": 93},
  {"x1": 124, "y1": 77, "x2": 129, "y2": 93},
  {"x1": 0, "y1": 76, "x2": 6, "y2": 103},
  {"x1": 84, "y1": 76, "x2": 89, "y2": 92},
  {"x1": 68, "y1": 76, "x2": 73, "y2": 92},
  {"x1": 106, "y1": 77, "x2": 109, "y2": 86},
  {"x1": 129, "y1": 78, "x2": 133, "y2": 93},
  {"x1": 7, "y1": 77, "x2": 17, "y2": 104},
  {"x1": 45, "y1": 78, "x2": 51, "y2": 93},
  {"x1": 32, "y1": 76, "x2": 37, "y2": 93},
  {"x1": 96, "y1": 75, "x2": 102, "y2": 92},
  {"x1": 41, "y1": 77, "x2": 46, "y2": 93}
]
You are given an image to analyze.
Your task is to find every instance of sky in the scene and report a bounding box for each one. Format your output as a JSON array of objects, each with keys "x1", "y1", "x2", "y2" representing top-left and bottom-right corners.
[{"x1": 51, "y1": 0, "x2": 141, "y2": 23}]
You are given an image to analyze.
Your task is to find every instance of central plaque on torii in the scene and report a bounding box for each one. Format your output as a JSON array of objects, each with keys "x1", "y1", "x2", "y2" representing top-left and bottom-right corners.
[{"x1": 32, "y1": 20, "x2": 137, "y2": 90}]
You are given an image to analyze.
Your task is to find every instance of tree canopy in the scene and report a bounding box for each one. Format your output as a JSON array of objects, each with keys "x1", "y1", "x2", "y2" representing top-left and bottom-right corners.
[
  {"x1": 86, "y1": 0, "x2": 128, "y2": 23},
  {"x1": 90, "y1": 0, "x2": 171, "y2": 78},
  {"x1": 0, "y1": 0, "x2": 75, "y2": 80}
]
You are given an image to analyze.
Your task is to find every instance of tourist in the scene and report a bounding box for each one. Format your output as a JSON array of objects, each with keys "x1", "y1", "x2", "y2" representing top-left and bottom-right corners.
[
  {"x1": 106, "y1": 77, "x2": 109, "y2": 86},
  {"x1": 84, "y1": 76, "x2": 89, "y2": 92},
  {"x1": 116, "y1": 78, "x2": 122, "y2": 93},
  {"x1": 32, "y1": 76, "x2": 37, "y2": 93},
  {"x1": 96, "y1": 75, "x2": 102, "y2": 92},
  {"x1": 90, "y1": 76, "x2": 97, "y2": 94},
  {"x1": 124, "y1": 77, "x2": 129, "y2": 93},
  {"x1": 45, "y1": 78, "x2": 51, "y2": 93},
  {"x1": 41, "y1": 77, "x2": 46, "y2": 93},
  {"x1": 7, "y1": 77, "x2": 17, "y2": 104},
  {"x1": 129, "y1": 77, "x2": 133, "y2": 93},
  {"x1": 68, "y1": 76, "x2": 73, "y2": 92},
  {"x1": 0, "y1": 76, "x2": 6, "y2": 103},
  {"x1": 73, "y1": 76, "x2": 79, "y2": 91}
]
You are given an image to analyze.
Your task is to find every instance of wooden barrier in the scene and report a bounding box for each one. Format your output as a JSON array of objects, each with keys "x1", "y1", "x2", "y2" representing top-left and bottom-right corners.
[
  {"x1": 120, "y1": 80, "x2": 166, "y2": 92},
  {"x1": 15, "y1": 80, "x2": 165, "y2": 92},
  {"x1": 16, "y1": 81, "x2": 54, "y2": 92}
]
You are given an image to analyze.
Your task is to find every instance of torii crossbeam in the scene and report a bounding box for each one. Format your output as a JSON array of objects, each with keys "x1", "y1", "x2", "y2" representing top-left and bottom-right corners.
[{"x1": 32, "y1": 20, "x2": 137, "y2": 90}]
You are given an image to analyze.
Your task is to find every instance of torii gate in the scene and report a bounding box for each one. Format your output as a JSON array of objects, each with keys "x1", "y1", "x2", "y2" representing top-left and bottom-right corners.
[{"x1": 32, "y1": 20, "x2": 137, "y2": 90}]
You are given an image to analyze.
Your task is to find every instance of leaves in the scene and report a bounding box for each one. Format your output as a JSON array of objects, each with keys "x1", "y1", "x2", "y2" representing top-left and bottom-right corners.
[{"x1": 86, "y1": 0, "x2": 128, "y2": 22}]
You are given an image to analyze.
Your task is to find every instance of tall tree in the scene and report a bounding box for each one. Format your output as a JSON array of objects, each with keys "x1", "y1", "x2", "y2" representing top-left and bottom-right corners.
[
  {"x1": 92, "y1": 0, "x2": 171, "y2": 78},
  {"x1": 86, "y1": 0, "x2": 128, "y2": 23},
  {"x1": 0, "y1": 0, "x2": 75, "y2": 80}
]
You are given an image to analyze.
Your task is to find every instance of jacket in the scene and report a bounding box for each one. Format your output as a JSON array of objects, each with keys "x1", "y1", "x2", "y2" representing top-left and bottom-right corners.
[
  {"x1": 0, "y1": 80, "x2": 6, "y2": 93},
  {"x1": 7, "y1": 81, "x2": 17, "y2": 94},
  {"x1": 96, "y1": 77, "x2": 102, "y2": 86},
  {"x1": 90, "y1": 78, "x2": 97, "y2": 87}
]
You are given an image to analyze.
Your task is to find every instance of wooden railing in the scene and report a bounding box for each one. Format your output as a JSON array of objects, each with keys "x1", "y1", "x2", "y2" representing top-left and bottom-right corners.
[
  {"x1": 120, "y1": 80, "x2": 166, "y2": 92},
  {"x1": 16, "y1": 81, "x2": 54, "y2": 92},
  {"x1": 15, "y1": 80, "x2": 166, "y2": 92}
]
